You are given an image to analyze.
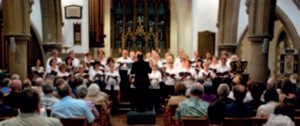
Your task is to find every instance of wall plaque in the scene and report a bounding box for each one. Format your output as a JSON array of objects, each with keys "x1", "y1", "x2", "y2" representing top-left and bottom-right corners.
[{"x1": 65, "y1": 5, "x2": 82, "y2": 19}]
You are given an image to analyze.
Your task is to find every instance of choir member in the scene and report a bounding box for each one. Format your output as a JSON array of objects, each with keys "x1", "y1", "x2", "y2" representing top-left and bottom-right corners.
[
  {"x1": 191, "y1": 50, "x2": 199, "y2": 63},
  {"x1": 227, "y1": 55, "x2": 238, "y2": 67},
  {"x1": 129, "y1": 51, "x2": 135, "y2": 60},
  {"x1": 193, "y1": 59, "x2": 203, "y2": 74},
  {"x1": 205, "y1": 52, "x2": 212, "y2": 60},
  {"x1": 45, "y1": 58, "x2": 59, "y2": 81},
  {"x1": 46, "y1": 50, "x2": 62, "y2": 69},
  {"x1": 198, "y1": 61, "x2": 215, "y2": 83},
  {"x1": 56, "y1": 63, "x2": 70, "y2": 81},
  {"x1": 65, "y1": 56, "x2": 74, "y2": 74},
  {"x1": 145, "y1": 52, "x2": 152, "y2": 62},
  {"x1": 164, "y1": 56, "x2": 178, "y2": 96},
  {"x1": 148, "y1": 63, "x2": 162, "y2": 111},
  {"x1": 117, "y1": 49, "x2": 132, "y2": 101},
  {"x1": 105, "y1": 57, "x2": 116, "y2": 72},
  {"x1": 95, "y1": 50, "x2": 107, "y2": 65},
  {"x1": 152, "y1": 53, "x2": 163, "y2": 68},
  {"x1": 105, "y1": 62, "x2": 120, "y2": 112},
  {"x1": 174, "y1": 49, "x2": 185, "y2": 67},
  {"x1": 89, "y1": 61, "x2": 106, "y2": 91},
  {"x1": 216, "y1": 56, "x2": 231, "y2": 78},
  {"x1": 84, "y1": 52, "x2": 94, "y2": 68},
  {"x1": 209, "y1": 56, "x2": 218, "y2": 72},
  {"x1": 69, "y1": 50, "x2": 80, "y2": 67},
  {"x1": 177, "y1": 55, "x2": 197, "y2": 88},
  {"x1": 75, "y1": 65, "x2": 90, "y2": 86},
  {"x1": 31, "y1": 59, "x2": 44, "y2": 81},
  {"x1": 161, "y1": 52, "x2": 171, "y2": 67}
]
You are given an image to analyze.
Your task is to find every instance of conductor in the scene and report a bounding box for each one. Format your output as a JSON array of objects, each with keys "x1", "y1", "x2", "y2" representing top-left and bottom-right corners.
[{"x1": 131, "y1": 54, "x2": 152, "y2": 112}]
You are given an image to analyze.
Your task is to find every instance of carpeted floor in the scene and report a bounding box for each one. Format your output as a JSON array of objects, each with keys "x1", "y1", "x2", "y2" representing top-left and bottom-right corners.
[{"x1": 111, "y1": 114, "x2": 164, "y2": 126}]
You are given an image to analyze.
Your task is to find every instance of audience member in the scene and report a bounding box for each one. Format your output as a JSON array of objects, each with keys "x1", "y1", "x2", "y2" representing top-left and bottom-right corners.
[
  {"x1": 0, "y1": 88, "x2": 62, "y2": 126},
  {"x1": 22, "y1": 79, "x2": 32, "y2": 90},
  {"x1": 207, "y1": 99, "x2": 226, "y2": 126},
  {"x1": 256, "y1": 89, "x2": 279, "y2": 117},
  {"x1": 76, "y1": 85, "x2": 99, "y2": 117},
  {"x1": 41, "y1": 83, "x2": 60, "y2": 108},
  {"x1": 175, "y1": 84, "x2": 208, "y2": 121},
  {"x1": 217, "y1": 84, "x2": 232, "y2": 104},
  {"x1": 86, "y1": 83, "x2": 109, "y2": 105},
  {"x1": 3, "y1": 79, "x2": 22, "y2": 109},
  {"x1": 274, "y1": 103, "x2": 295, "y2": 121},
  {"x1": 11, "y1": 74, "x2": 20, "y2": 80},
  {"x1": 201, "y1": 83, "x2": 216, "y2": 103},
  {"x1": 246, "y1": 82, "x2": 265, "y2": 109},
  {"x1": 226, "y1": 85, "x2": 255, "y2": 117},
  {"x1": 51, "y1": 83, "x2": 95, "y2": 123},
  {"x1": 33, "y1": 77, "x2": 45, "y2": 95},
  {"x1": 228, "y1": 78, "x2": 253, "y2": 102},
  {"x1": 267, "y1": 78, "x2": 277, "y2": 90},
  {"x1": 0, "y1": 90, "x2": 15, "y2": 117},
  {"x1": 165, "y1": 82, "x2": 187, "y2": 111},
  {"x1": 1, "y1": 78, "x2": 10, "y2": 95},
  {"x1": 279, "y1": 79, "x2": 296, "y2": 105},
  {"x1": 264, "y1": 114, "x2": 295, "y2": 126}
]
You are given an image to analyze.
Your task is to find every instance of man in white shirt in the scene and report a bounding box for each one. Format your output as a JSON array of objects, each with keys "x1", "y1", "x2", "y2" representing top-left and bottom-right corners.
[
  {"x1": 46, "y1": 50, "x2": 62, "y2": 69},
  {"x1": 174, "y1": 49, "x2": 185, "y2": 68},
  {"x1": 69, "y1": 50, "x2": 80, "y2": 67},
  {"x1": 117, "y1": 49, "x2": 132, "y2": 101}
]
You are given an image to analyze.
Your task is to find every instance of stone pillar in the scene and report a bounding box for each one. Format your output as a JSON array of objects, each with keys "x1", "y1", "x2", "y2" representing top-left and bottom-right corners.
[
  {"x1": 3, "y1": 0, "x2": 31, "y2": 79},
  {"x1": 247, "y1": 0, "x2": 276, "y2": 82},
  {"x1": 217, "y1": 0, "x2": 240, "y2": 55},
  {"x1": 40, "y1": 0, "x2": 63, "y2": 54}
]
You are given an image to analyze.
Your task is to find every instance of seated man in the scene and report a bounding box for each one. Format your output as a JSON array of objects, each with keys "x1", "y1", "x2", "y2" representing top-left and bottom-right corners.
[
  {"x1": 246, "y1": 82, "x2": 265, "y2": 110},
  {"x1": 226, "y1": 85, "x2": 255, "y2": 117},
  {"x1": 41, "y1": 83, "x2": 60, "y2": 108},
  {"x1": 3, "y1": 79, "x2": 22, "y2": 109},
  {"x1": 0, "y1": 88, "x2": 62, "y2": 125},
  {"x1": 51, "y1": 83, "x2": 95, "y2": 123},
  {"x1": 175, "y1": 84, "x2": 209, "y2": 121},
  {"x1": 217, "y1": 84, "x2": 233, "y2": 104},
  {"x1": 76, "y1": 86, "x2": 99, "y2": 117},
  {"x1": 208, "y1": 99, "x2": 226, "y2": 126}
]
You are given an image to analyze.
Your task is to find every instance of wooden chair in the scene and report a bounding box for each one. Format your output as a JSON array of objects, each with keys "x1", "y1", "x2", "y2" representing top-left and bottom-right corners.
[
  {"x1": 0, "y1": 117, "x2": 10, "y2": 121},
  {"x1": 296, "y1": 109, "x2": 300, "y2": 117},
  {"x1": 94, "y1": 103, "x2": 110, "y2": 126},
  {"x1": 60, "y1": 117, "x2": 87, "y2": 126},
  {"x1": 222, "y1": 117, "x2": 254, "y2": 126},
  {"x1": 164, "y1": 104, "x2": 178, "y2": 126},
  {"x1": 252, "y1": 117, "x2": 268, "y2": 126},
  {"x1": 181, "y1": 117, "x2": 209, "y2": 126}
]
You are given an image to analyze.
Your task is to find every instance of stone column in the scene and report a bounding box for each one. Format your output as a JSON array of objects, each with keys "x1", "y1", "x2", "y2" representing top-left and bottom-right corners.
[
  {"x1": 40, "y1": 0, "x2": 63, "y2": 54},
  {"x1": 217, "y1": 0, "x2": 240, "y2": 55},
  {"x1": 247, "y1": 0, "x2": 276, "y2": 82},
  {"x1": 2, "y1": 0, "x2": 31, "y2": 80}
]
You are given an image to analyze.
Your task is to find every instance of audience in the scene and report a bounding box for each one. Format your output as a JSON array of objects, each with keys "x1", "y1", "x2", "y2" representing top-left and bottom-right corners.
[
  {"x1": 22, "y1": 79, "x2": 32, "y2": 90},
  {"x1": 85, "y1": 83, "x2": 110, "y2": 110},
  {"x1": 256, "y1": 89, "x2": 279, "y2": 117},
  {"x1": 279, "y1": 79, "x2": 296, "y2": 105},
  {"x1": 0, "y1": 88, "x2": 62, "y2": 125},
  {"x1": 165, "y1": 82, "x2": 187, "y2": 111},
  {"x1": 246, "y1": 82, "x2": 265, "y2": 110},
  {"x1": 264, "y1": 114, "x2": 295, "y2": 126},
  {"x1": 201, "y1": 83, "x2": 216, "y2": 103},
  {"x1": 3, "y1": 79, "x2": 22, "y2": 109},
  {"x1": 274, "y1": 103, "x2": 295, "y2": 121},
  {"x1": 33, "y1": 77, "x2": 45, "y2": 95},
  {"x1": 226, "y1": 84, "x2": 255, "y2": 117},
  {"x1": 1, "y1": 78, "x2": 10, "y2": 95},
  {"x1": 51, "y1": 83, "x2": 95, "y2": 123},
  {"x1": 175, "y1": 84, "x2": 209, "y2": 121},
  {"x1": 0, "y1": 90, "x2": 15, "y2": 117},
  {"x1": 41, "y1": 83, "x2": 60, "y2": 108},
  {"x1": 217, "y1": 84, "x2": 233, "y2": 104},
  {"x1": 11, "y1": 74, "x2": 20, "y2": 80},
  {"x1": 207, "y1": 99, "x2": 226, "y2": 126},
  {"x1": 228, "y1": 78, "x2": 253, "y2": 102},
  {"x1": 76, "y1": 85, "x2": 99, "y2": 117}
]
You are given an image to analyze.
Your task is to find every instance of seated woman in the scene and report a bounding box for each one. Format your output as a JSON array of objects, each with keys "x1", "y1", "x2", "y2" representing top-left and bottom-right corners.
[
  {"x1": 201, "y1": 83, "x2": 216, "y2": 103},
  {"x1": 256, "y1": 89, "x2": 279, "y2": 117},
  {"x1": 264, "y1": 103, "x2": 295, "y2": 126},
  {"x1": 56, "y1": 63, "x2": 70, "y2": 81},
  {"x1": 89, "y1": 61, "x2": 106, "y2": 91},
  {"x1": 165, "y1": 82, "x2": 187, "y2": 111},
  {"x1": 279, "y1": 79, "x2": 296, "y2": 106},
  {"x1": 105, "y1": 62, "x2": 120, "y2": 113},
  {"x1": 85, "y1": 83, "x2": 110, "y2": 110},
  {"x1": 149, "y1": 63, "x2": 162, "y2": 111}
]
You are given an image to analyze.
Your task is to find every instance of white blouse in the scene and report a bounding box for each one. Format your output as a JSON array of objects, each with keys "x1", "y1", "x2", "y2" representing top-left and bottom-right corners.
[
  {"x1": 89, "y1": 69, "x2": 105, "y2": 81},
  {"x1": 105, "y1": 70, "x2": 121, "y2": 91},
  {"x1": 57, "y1": 71, "x2": 70, "y2": 78},
  {"x1": 216, "y1": 64, "x2": 231, "y2": 73},
  {"x1": 117, "y1": 57, "x2": 133, "y2": 70},
  {"x1": 198, "y1": 69, "x2": 215, "y2": 80},
  {"x1": 164, "y1": 67, "x2": 178, "y2": 86},
  {"x1": 149, "y1": 71, "x2": 162, "y2": 89},
  {"x1": 46, "y1": 66, "x2": 59, "y2": 73},
  {"x1": 177, "y1": 67, "x2": 197, "y2": 88},
  {"x1": 31, "y1": 66, "x2": 44, "y2": 74}
]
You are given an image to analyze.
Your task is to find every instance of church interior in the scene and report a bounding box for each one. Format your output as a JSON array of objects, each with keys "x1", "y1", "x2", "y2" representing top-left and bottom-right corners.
[{"x1": 0, "y1": 0, "x2": 300, "y2": 126}]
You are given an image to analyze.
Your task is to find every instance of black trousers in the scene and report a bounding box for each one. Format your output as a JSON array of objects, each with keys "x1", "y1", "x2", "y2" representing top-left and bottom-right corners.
[
  {"x1": 106, "y1": 89, "x2": 119, "y2": 113},
  {"x1": 119, "y1": 70, "x2": 130, "y2": 101},
  {"x1": 150, "y1": 89, "x2": 161, "y2": 112},
  {"x1": 136, "y1": 88, "x2": 150, "y2": 112}
]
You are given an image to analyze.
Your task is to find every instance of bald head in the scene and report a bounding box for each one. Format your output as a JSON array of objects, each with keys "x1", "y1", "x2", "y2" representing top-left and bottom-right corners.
[
  {"x1": 10, "y1": 79, "x2": 22, "y2": 92},
  {"x1": 232, "y1": 77, "x2": 241, "y2": 86},
  {"x1": 233, "y1": 85, "x2": 247, "y2": 102}
]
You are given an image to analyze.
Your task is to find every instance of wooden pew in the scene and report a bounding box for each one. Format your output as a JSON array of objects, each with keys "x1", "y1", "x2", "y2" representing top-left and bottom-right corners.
[
  {"x1": 223, "y1": 117, "x2": 254, "y2": 126},
  {"x1": 296, "y1": 109, "x2": 300, "y2": 117},
  {"x1": 181, "y1": 117, "x2": 209, "y2": 126},
  {"x1": 0, "y1": 117, "x2": 10, "y2": 121},
  {"x1": 164, "y1": 104, "x2": 178, "y2": 126},
  {"x1": 60, "y1": 117, "x2": 87, "y2": 126},
  {"x1": 94, "y1": 103, "x2": 110, "y2": 126}
]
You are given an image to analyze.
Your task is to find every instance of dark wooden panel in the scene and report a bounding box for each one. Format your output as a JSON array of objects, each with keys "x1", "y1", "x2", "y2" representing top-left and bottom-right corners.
[
  {"x1": 89, "y1": 0, "x2": 105, "y2": 48},
  {"x1": 198, "y1": 31, "x2": 216, "y2": 57}
]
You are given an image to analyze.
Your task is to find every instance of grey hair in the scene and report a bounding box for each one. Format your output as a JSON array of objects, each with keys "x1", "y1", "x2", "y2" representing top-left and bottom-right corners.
[
  {"x1": 217, "y1": 83, "x2": 230, "y2": 97},
  {"x1": 267, "y1": 78, "x2": 277, "y2": 90},
  {"x1": 35, "y1": 77, "x2": 44, "y2": 87},
  {"x1": 10, "y1": 80, "x2": 22, "y2": 92},
  {"x1": 87, "y1": 83, "x2": 100, "y2": 96},
  {"x1": 190, "y1": 84, "x2": 204, "y2": 97},
  {"x1": 11, "y1": 74, "x2": 20, "y2": 80},
  {"x1": 76, "y1": 85, "x2": 88, "y2": 98}
]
